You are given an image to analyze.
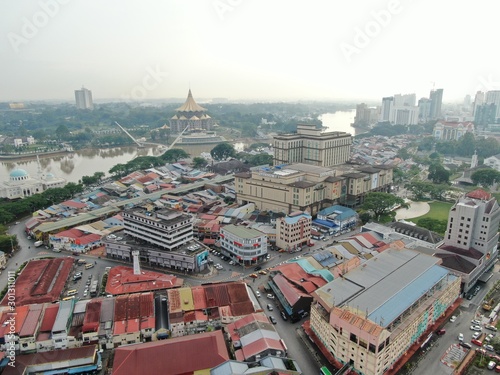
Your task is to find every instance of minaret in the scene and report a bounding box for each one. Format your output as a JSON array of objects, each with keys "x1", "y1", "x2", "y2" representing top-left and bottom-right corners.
[
  {"x1": 471, "y1": 150, "x2": 478, "y2": 169},
  {"x1": 132, "y1": 250, "x2": 141, "y2": 275},
  {"x1": 36, "y1": 154, "x2": 43, "y2": 180}
]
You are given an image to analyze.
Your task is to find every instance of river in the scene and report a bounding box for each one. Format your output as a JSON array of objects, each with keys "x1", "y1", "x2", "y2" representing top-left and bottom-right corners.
[
  {"x1": 0, "y1": 146, "x2": 163, "y2": 184},
  {"x1": 0, "y1": 110, "x2": 360, "y2": 184}
]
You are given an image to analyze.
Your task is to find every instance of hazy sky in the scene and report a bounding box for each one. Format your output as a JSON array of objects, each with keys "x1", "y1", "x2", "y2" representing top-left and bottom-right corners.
[{"x1": 1, "y1": 0, "x2": 499, "y2": 103}]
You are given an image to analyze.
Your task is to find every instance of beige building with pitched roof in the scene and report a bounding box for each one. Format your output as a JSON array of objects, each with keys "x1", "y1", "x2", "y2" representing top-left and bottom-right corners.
[{"x1": 169, "y1": 90, "x2": 215, "y2": 132}]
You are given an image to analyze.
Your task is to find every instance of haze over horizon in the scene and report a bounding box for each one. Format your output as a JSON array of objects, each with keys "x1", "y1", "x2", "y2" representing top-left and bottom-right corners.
[{"x1": 2, "y1": 0, "x2": 499, "y2": 103}]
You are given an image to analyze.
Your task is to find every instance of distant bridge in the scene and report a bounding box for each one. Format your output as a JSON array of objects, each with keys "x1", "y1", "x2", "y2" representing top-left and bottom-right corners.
[{"x1": 114, "y1": 121, "x2": 143, "y2": 147}]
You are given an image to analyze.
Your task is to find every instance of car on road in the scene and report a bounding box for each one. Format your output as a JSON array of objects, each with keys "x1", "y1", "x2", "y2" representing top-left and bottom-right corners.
[
  {"x1": 249, "y1": 273, "x2": 258, "y2": 278},
  {"x1": 471, "y1": 319, "x2": 481, "y2": 325},
  {"x1": 269, "y1": 316, "x2": 277, "y2": 324},
  {"x1": 450, "y1": 315, "x2": 457, "y2": 322},
  {"x1": 458, "y1": 333, "x2": 464, "y2": 341},
  {"x1": 267, "y1": 304, "x2": 273, "y2": 311},
  {"x1": 254, "y1": 266, "x2": 262, "y2": 271},
  {"x1": 72, "y1": 252, "x2": 79, "y2": 256},
  {"x1": 471, "y1": 339, "x2": 483, "y2": 346},
  {"x1": 466, "y1": 294, "x2": 473, "y2": 300},
  {"x1": 267, "y1": 294, "x2": 275, "y2": 299},
  {"x1": 83, "y1": 290, "x2": 88, "y2": 297},
  {"x1": 471, "y1": 325, "x2": 482, "y2": 331},
  {"x1": 258, "y1": 270, "x2": 267, "y2": 275},
  {"x1": 281, "y1": 311, "x2": 288, "y2": 321},
  {"x1": 255, "y1": 291, "x2": 261, "y2": 298},
  {"x1": 460, "y1": 342, "x2": 472, "y2": 349},
  {"x1": 436, "y1": 329, "x2": 446, "y2": 336}
]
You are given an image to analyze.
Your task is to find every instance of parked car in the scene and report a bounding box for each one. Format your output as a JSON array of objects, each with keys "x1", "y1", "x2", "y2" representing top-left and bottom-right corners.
[
  {"x1": 471, "y1": 339, "x2": 483, "y2": 346},
  {"x1": 249, "y1": 273, "x2": 258, "y2": 278},
  {"x1": 269, "y1": 316, "x2": 277, "y2": 324},
  {"x1": 486, "y1": 325, "x2": 498, "y2": 332},
  {"x1": 255, "y1": 291, "x2": 261, "y2": 298},
  {"x1": 258, "y1": 270, "x2": 267, "y2": 275},
  {"x1": 458, "y1": 333, "x2": 464, "y2": 341},
  {"x1": 267, "y1": 294, "x2": 275, "y2": 299},
  {"x1": 267, "y1": 304, "x2": 273, "y2": 311},
  {"x1": 436, "y1": 329, "x2": 446, "y2": 336},
  {"x1": 254, "y1": 266, "x2": 262, "y2": 271},
  {"x1": 471, "y1": 319, "x2": 481, "y2": 325},
  {"x1": 460, "y1": 342, "x2": 472, "y2": 349},
  {"x1": 450, "y1": 315, "x2": 457, "y2": 323},
  {"x1": 471, "y1": 325, "x2": 482, "y2": 331},
  {"x1": 280, "y1": 311, "x2": 288, "y2": 321},
  {"x1": 472, "y1": 332, "x2": 481, "y2": 340},
  {"x1": 485, "y1": 345, "x2": 495, "y2": 352}
]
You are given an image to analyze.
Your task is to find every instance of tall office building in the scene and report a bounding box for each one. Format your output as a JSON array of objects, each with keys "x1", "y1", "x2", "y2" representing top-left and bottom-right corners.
[
  {"x1": 418, "y1": 97, "x2": 432, "y2": 122},
  {"x1": 486, "y1": 90, "x2": 500, "y2": 121},
  {"x1": 435, "y1": 189, "x2": 500, "y2": 292},
  {"x1": 472, "y1": 91, "x2": 485, "y2": 116},
  {"x1": 74, "y1": 87, "x2": 94, "y2": 110},
  {"x1": 379, "y1": 97, "x2": 393, "y2": 122},
  {"x1": 354, "y1": 103, "x2": 378, "y2": 127},
  {"x1": 273, "y1": 124, "x2": 352, "y2": 167},
  {"x1": 429, "y1": 88, "x2": 443, "y2": 119}
]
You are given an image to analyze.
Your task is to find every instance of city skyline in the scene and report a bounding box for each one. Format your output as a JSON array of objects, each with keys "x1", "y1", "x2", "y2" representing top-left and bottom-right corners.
[{"x1": 1, "y1": 0, "x2": 499, "y2": 102}]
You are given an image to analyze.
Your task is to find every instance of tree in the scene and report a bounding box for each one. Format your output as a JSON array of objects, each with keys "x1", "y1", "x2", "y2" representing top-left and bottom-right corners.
[
  {"x1": 192, "y1": 157, "x2": 207, "y2": 169},
  {"x1": 109, "y1": 163, "x2": 128, "y2": 177},
  {"x1": 361, "y1": 192, "x2": 406, "y2": 218},
  {"x1": 248, "y1": 154, "x2": 273, "y2": 166},
  {"x1": 93, "y1": 171, "x2": 105, "y2": 182},
  {"x1": 417, "y1": 218, "x2": 448, "y2": 234},
  {"x1": 161, "y1": 149, "x2": 190, "y2": 163},
  {"x1": 428, "y1": 163, "x2": 451, "y2": 184},
  {"x1": 471, "y1": 169, "x2": 500, "y2": 188},
  {"x1": 55, "y1": 124, "x2": 70, "y2": 140},
  {"x1": 210, "y1": 143, "x2": 236, "y2": 161},
  {"x1": 457, "y1": 132, "x2": 476, "y2": 157}
]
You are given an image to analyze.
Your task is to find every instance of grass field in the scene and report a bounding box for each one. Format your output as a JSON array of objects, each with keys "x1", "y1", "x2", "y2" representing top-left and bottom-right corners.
[{"x1": 407, "y1": 201, "x2": 453, "y2": 224}]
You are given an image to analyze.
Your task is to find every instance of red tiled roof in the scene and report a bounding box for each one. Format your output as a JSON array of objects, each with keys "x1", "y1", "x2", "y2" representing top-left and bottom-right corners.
[
  {"x1": 56, "y1": 228, "x2": 84, "y2": 238},
  {"x1": 192, "y1": 286, "x2": 207, "y2": 310},
  {"x1": 15, "y1": 305, "x2": 30, "y2": 334},
  {"x1": 39, "y1": 304, "x2": 59, "y2": 332},
  {"x1": 466, "y1": 189, "x2": 491, "y2": 200},
  {"x1": 241, "y1": 337, "x2": 285, "y2": 360},
  {"x1": 113, "y1": 330, "x2": 229, "y2": 375},
  {"x1": 61, "y1": 200, "x2": 87, "y2": 209},
  {"x1": 20, "y1": 304, "x2": 43, "y2": 337},
  {"x1": 106, "y1": 266, "x2": 183, "y2": 295},
  {"x1": 0, "y1": 258, "x2": 73, "y2": 307},
  {"x1": 273, "y1": 273, "x2": 312, "y2": 305},
  {"x1": 82, "y1": 300, "x2": 102, "y2": 333}
]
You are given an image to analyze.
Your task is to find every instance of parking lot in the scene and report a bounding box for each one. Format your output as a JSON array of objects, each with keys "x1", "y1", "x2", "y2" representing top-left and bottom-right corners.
[{"x1": 63, "y1": 257, "x2": 106, "y2": 301}]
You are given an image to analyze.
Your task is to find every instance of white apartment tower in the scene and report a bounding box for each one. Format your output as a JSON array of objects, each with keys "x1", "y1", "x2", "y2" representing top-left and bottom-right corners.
[{"x1": 75, "y1": 87, "x2": 94, "y2": 110}]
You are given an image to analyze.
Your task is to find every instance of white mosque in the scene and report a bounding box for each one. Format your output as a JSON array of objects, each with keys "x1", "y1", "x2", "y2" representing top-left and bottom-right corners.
[{"x1": 0, "y1": 168, "x2": 66, "y2": 199}]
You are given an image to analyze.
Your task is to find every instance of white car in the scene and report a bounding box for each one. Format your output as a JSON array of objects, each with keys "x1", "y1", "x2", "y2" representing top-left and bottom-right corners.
[
  {"x1": 472, "y1": 332, "x2": 481, "y2": 340},
  {"x1": 471, "y1": 319, "x2": 481, "y2": 325},
  {"x1": 458, "y1": 333, "x2": 464, "y2": 341},
  {"x1": 450, "y1": 315, "x2": 457, "y2": 322},
  {"x1": 255, "y1": 291, "x2": 261, "y2": 298},
  {"x1": 470, "y1": 325, "x2": 482, "y2": 331}
]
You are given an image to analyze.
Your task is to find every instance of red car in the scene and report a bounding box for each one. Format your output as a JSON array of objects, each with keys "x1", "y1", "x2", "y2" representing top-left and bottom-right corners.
[{"x1": 471, "y1": 339, "x2": 483, "y2": 346}]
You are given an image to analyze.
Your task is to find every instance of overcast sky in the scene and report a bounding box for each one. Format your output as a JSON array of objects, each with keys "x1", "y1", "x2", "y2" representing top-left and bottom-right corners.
[{"x1": 1, "y1": 0, "x2": 499, "y2": 103}]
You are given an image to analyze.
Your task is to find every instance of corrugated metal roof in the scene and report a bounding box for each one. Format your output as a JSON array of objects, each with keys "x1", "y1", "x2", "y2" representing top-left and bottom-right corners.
[
  {"x1": 19, "y1": 304, "x2": 44, "y2": 337},
  {"x1": 52, "y1": 299, "x2": 74, "y2": 333}
]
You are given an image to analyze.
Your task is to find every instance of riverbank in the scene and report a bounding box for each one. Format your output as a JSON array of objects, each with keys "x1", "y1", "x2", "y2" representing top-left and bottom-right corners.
[{"x1": 0, "y1": 149, "x2": 73, "y2": 161}]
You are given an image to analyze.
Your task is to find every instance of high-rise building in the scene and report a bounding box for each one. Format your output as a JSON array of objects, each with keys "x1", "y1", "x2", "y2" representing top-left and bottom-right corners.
[
  {"x1": 418, "y1": 97, "x2": 432, "y2": 122},
  {"x1": 354, "y1": 103, "x2": 378, "y2": 127},
  {"x1": 435, "y1": 189, "x2": 500, "y2": 292},
  {"x1": 379, "y1": 97, "x2": 393, "y2": 122},
  {"x1": 486, "y1": 90, "x2": 500, "y2": 120},
  {"x1": 473, "y1": 91, "x2": 485, "y2": 116},
  {"x1": 74, "y1": 87, "x2": 93, "y2": 110},
  {"x1": 474, "y1": 103, "x2": 497, "y2": 125},
  {"x1": 429, "y1": 88, "x2": 443, "y2": 119},
  {"x1": 273, "y1": 124, "x2": 352, "y2": 167}
]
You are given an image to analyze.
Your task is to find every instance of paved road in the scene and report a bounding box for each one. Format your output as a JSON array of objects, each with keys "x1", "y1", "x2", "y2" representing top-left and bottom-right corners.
[{"x1": 413, "y1": 265, "x2": 500, "y2": 375}]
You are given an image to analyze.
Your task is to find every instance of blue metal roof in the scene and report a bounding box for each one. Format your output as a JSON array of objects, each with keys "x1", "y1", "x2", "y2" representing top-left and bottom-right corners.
[
  {"x1": 368, "y1": 265, "x2": 454, "y2": 327},
  {"x1": 284, "y1": 212, "x2": 311, "y2": 225},
  {"x1": 313, "y1": 219, "x2": 338, "y2": 228},
  {"x1": 318, "y1": 205, "x2": 357, "y2": 221}
]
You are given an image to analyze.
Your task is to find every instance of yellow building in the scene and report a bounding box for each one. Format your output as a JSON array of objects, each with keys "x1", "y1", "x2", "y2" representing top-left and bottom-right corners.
[
  {"x1": 235, "y1": 163, "x2": 393, "y2": 214},
  {"x1": 310, "y1": 249, "x2": 460, "y2": 375},
  {"x1": 273, "y1": 124, "x2": 352, "y2": 167}
]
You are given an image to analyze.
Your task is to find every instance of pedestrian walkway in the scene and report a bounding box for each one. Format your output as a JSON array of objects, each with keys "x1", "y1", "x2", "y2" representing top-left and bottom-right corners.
[{"x1": 395, "y1": 200, "x2": 431, "y2": 220}]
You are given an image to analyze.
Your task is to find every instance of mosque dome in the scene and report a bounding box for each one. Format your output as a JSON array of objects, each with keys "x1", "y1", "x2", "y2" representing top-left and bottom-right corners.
[{"x1": 10, "y1": 169, "x2": 29, "y2": 178}]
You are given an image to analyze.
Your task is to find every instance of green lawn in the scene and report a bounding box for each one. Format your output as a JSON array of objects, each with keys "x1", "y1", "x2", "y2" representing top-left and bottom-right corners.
[{"x1": 407, "y1": 201, "x2": 453, "y2": 224}]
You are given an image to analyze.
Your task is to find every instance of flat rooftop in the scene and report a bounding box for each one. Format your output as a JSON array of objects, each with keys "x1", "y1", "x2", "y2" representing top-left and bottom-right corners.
[{"x1": 315, "y1": 249, "x2": 454, "y2": 328}]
